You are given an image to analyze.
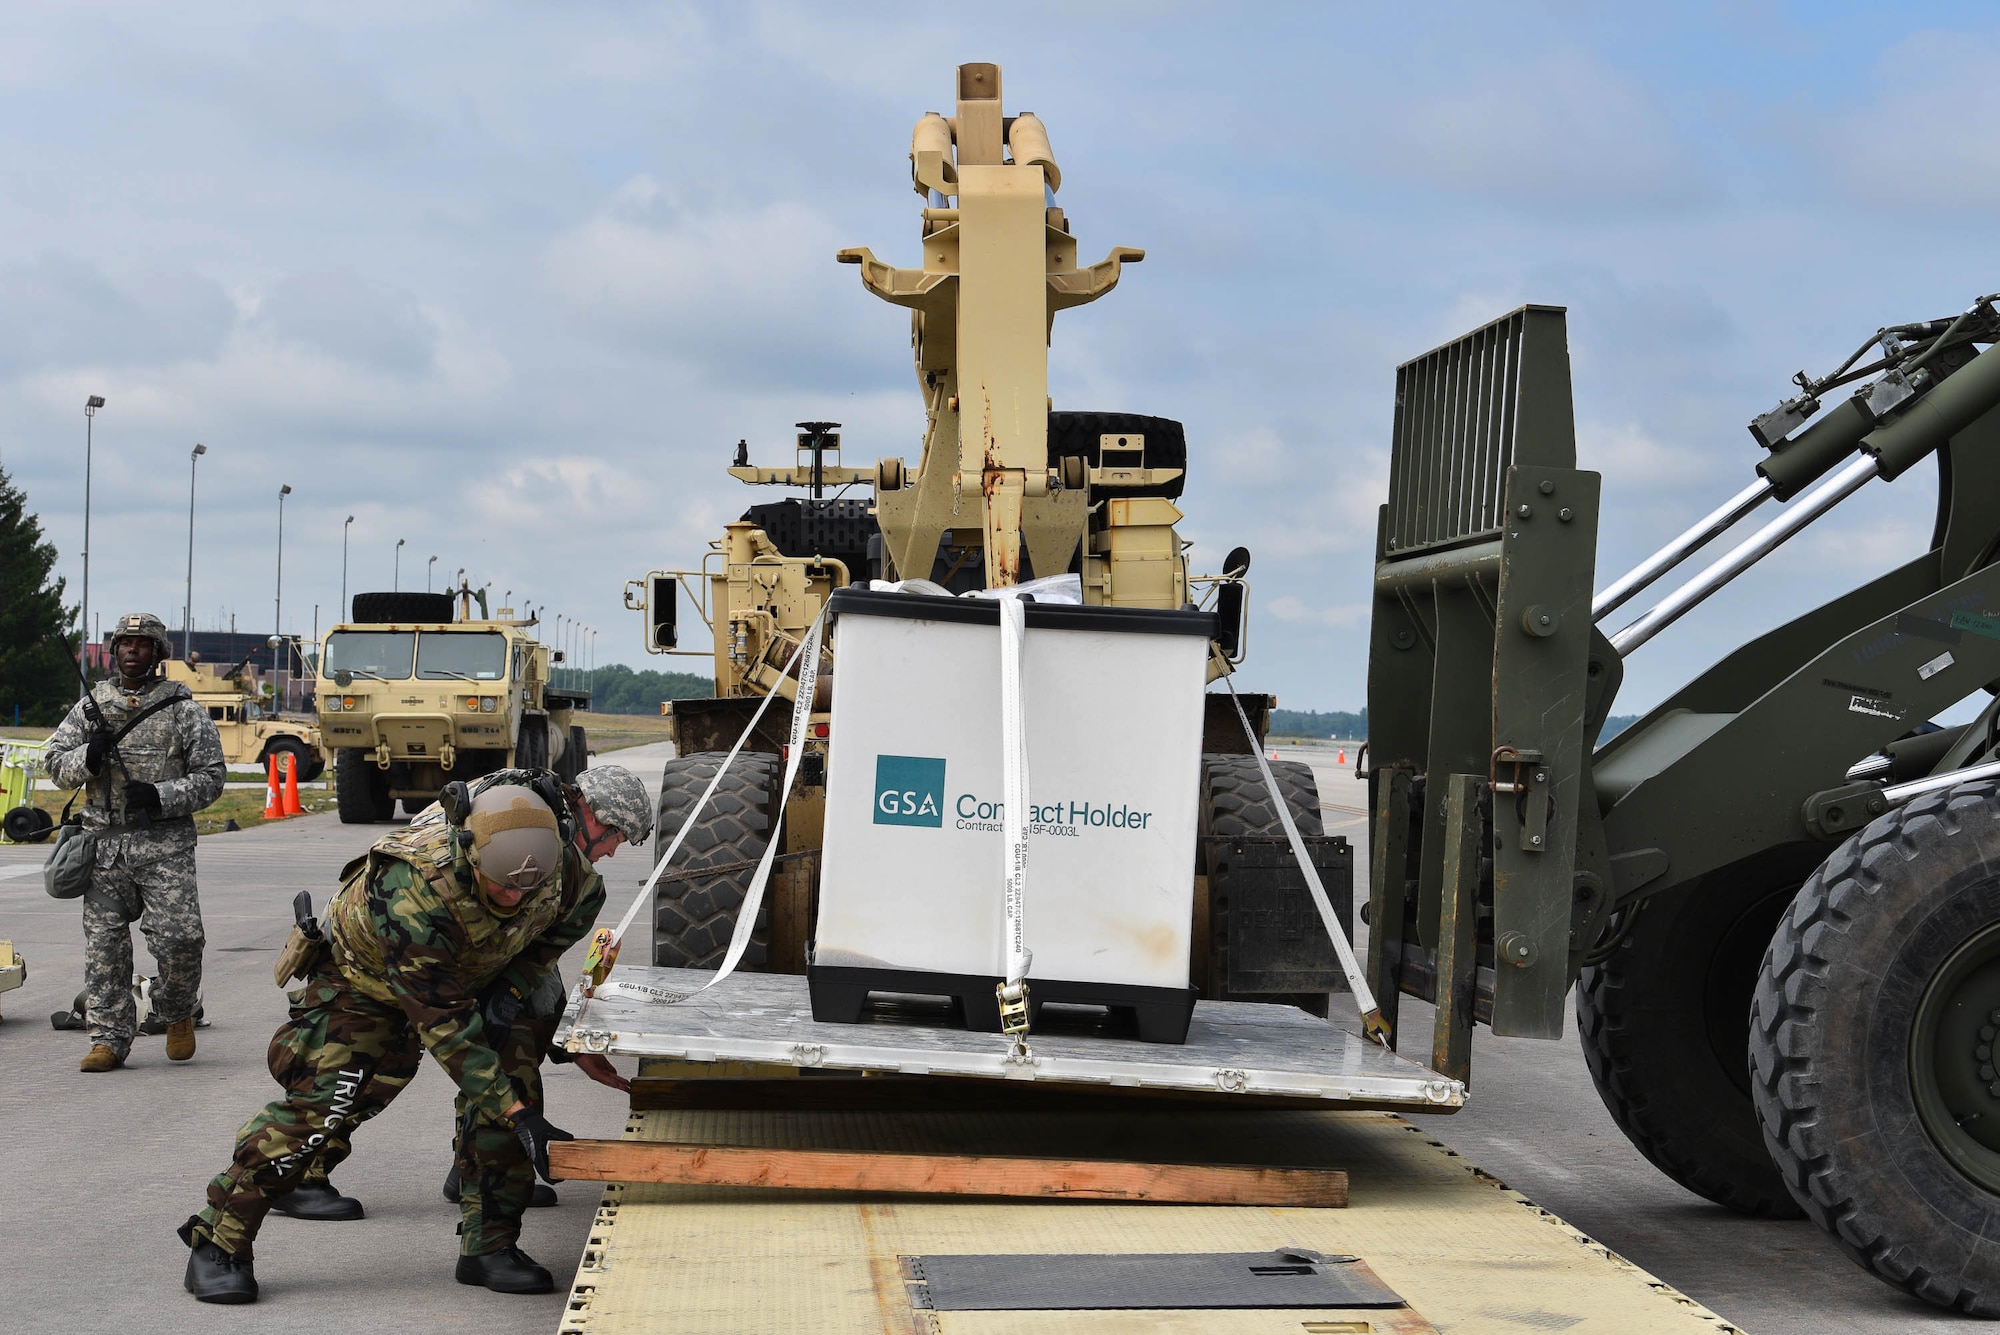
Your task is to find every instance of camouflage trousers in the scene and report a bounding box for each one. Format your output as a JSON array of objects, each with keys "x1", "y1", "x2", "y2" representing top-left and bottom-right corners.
[
  {"x1": 81, "y1": 837, "x2": 203, "y2": 1057},
  {"x1": 297, "y1": 975, "x2": 561, "y2": 1217},
  {"x1": 187, "y1": 971, "x2": 540, "y2": 1261}
]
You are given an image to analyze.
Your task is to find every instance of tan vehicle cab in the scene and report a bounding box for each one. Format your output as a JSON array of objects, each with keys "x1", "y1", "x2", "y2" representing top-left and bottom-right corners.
[{"x1": 316, "y1": 588, "x2": 589, "y2": 822}]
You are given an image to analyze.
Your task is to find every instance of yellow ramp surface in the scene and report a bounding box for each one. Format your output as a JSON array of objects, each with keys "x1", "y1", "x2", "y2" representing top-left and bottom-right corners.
[{"x1": 559, "y1": 1107, "x2": 1743, "y2": 1335}]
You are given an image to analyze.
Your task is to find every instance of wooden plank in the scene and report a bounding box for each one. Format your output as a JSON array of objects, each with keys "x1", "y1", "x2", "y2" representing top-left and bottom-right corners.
[{"x1": 547, "y1": 1138, "x2": 1347, "y2": 1207}]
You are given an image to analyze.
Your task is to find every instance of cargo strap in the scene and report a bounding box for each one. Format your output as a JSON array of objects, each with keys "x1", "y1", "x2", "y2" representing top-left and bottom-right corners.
[
  {"x1": 994, "y1": 595, "x2": 1033, "y2": 1061},
  {"x1": 1218, "y1": 658, "x2": 1390, "y2": 1046},
  {"x1": 585, "y1": 606, "x2": 828, "y2": 1010}
]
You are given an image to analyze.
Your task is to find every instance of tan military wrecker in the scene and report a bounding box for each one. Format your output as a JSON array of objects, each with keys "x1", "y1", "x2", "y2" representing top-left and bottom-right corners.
[
  {"x1": 554, "y1": 64, "x2": 1748, "y2": 1335},
  {"x1": 315, "y1": 585, "x2": 589, "y2": 822}
]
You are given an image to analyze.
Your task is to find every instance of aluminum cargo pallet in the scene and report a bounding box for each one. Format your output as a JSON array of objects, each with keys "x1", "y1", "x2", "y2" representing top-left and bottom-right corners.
[{"x1": 559, "y1": 966, "x2": 1463, "y2": 1109}]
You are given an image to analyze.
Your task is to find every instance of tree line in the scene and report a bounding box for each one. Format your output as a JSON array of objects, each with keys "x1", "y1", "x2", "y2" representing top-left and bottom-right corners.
[
  {"x1": 590, "y1": 661, "x2": 714, "y2": 715},
  {"x1": 0, "y1": 465, "x2": 80, "y2": 727}
]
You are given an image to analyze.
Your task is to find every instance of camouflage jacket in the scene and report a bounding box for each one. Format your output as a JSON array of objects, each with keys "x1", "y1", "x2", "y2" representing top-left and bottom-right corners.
[
  {"x1": 44, "y1": 676, "x2": 227, "y2": 858},
  {"x1": 406, "y1": 768, "x2": 607, "y2": 997},
  {"x1": 325, "y1": 819, "x2": 606, "y2": 1124}
]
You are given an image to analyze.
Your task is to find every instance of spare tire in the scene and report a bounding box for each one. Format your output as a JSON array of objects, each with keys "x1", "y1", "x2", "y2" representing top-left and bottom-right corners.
[
  {"x1": 1047, "y1": 412, "x2": 1187, "y2": 500},
  {"x1": 349, "y1": 591, "x2": 456, "y2": 624}
]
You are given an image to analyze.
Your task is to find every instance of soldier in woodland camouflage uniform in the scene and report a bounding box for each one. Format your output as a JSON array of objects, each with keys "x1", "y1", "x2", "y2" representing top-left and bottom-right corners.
[
  {"x1": 43, "y1": 612, "x2": 225, "y2": 1072},
  {"x1": 180, "y1": 785, "x2": 593, "y2": 1304},
  {"x1": 272, "y1": 765, "x2": 651, "y2": 1223}
]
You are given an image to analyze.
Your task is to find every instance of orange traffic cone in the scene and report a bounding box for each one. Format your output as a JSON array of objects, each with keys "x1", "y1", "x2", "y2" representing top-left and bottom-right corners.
[
  {"x1": 281, "y1": 753, "x2": 303, "y2": 817},
  {"x1": 1338, "y1": 747, "x2": 1347, "y2": 766},
  {"x1": 262, "y1": 754, "x2": 283, "y2": 820}
]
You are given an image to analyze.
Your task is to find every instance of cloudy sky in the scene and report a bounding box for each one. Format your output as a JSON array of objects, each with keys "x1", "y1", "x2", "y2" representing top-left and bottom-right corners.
[{"x1": 3, "y1": 2, "x2": 1995, "y2": 716}]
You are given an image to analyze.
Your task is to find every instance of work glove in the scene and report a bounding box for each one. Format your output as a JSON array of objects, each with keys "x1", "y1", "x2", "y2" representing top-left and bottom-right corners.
[
  {"x1": 480, "y1": 982, "x2": 524, "y2": 1037},
  {"x1": 509, "y1": 1106, "x2": 573, "y2": 1185},
  {"x1": 124, "y1": 781, "x2": 162, "y2": 815},
  {"x1": 84, "y1": 727, "x2": 115, "y2": 775}
]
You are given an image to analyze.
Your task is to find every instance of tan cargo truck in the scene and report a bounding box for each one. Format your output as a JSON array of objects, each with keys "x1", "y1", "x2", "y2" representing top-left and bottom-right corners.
[{"x1": 315, "y1": 589, "x2": 590, "y2": 822}]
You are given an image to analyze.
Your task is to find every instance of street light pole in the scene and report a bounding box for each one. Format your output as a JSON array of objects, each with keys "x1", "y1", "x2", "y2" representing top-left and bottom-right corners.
[
  {"x1": 80, "y1": 395, "x2": 105, "y2": 691},
  {"x1": 555, "y1": 615, "x2": 565, "y2": 687},
  {"x1": 427, "y1": 555, "x2": 437, "y2": 592},
  {"x1": 184, "y1": 443, "x2": 206, "y2": 659},
  {"x1": 275, "y1": 484, "x2": 292, "y2": 707},
  {"x1": 394, "y1": 538, "x2": 405, "y2": 591},
  {"x1": 341, "y1": 515, "x2": 355, "y2": 621}
]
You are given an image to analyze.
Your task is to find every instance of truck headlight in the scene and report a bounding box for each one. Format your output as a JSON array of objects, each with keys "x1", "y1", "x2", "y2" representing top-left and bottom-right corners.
[
  {"x1": 324, "y1": 697, "x2": 342, "y2": 712},
  {"x1": 481, "y1": 696, "x2": 497, "y2": 712}
]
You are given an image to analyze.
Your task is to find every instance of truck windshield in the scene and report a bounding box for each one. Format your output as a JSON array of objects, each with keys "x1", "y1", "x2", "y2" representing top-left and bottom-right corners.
[
  {"x1": 323, "y1": 631, "x2": 415, "y2": 680},
  {"x1": 416, "y1": 631, "x2": 507, "y2": 681}
]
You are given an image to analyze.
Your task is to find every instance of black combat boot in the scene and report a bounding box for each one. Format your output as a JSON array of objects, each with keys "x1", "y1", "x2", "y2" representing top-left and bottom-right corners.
[
  {"x1": 444, "y1": 1163, "x2": 556, "y2": 1207},
  {"x1": 183, "y1": 1236, "x2": 258, "y2": 1304},
  {"x1": 269, "y1": 1181, "x2": 365, "y2": 1221},
  {"x1": 455, "y1": 1245, "x2": 554, "y2": 1294}
]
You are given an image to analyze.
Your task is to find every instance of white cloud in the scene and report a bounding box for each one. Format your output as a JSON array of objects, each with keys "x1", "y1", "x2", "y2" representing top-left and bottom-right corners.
[
  {"x1": 1266, "y1": 595, "x2": 1369, "y2": 630},
  {"x1": 1343, "y1": 49, "x2": 1712, "y2": 214},
  {"x1": 542, "y1": 177, "x2": 884, "y2": 387},
  {"x1": 1804, "y1": 32, "x2": 2000, "y2": 212}
]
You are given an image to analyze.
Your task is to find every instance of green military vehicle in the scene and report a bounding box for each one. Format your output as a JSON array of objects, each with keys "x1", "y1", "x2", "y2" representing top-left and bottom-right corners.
[
  {"x1": 1365, "y1": 294, "x2": 2000, "y2": 1311},
  {"x1": 316, "y1": 589, "x2": 590, "y2": 822}
]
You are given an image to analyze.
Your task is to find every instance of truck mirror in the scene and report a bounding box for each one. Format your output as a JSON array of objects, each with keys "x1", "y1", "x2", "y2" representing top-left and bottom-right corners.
[
  {"x1": 1216, "y1": 580, "x2": 1247, "y2": 659},
  {"x1": 334, "y1": 670, "x2": 353, "y2": 688},
  {"x1": 651, "y1": 576, "x2": 679, "y2": 650},
  {"x1": 1224, "y1": 545, "x2": 1252, "y2": 578}
]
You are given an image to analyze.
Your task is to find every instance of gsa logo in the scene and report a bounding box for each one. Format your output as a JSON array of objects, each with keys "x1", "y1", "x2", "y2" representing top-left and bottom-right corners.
[{"x1": 874, "y1": 755, "x2": 945, "y2": 827}]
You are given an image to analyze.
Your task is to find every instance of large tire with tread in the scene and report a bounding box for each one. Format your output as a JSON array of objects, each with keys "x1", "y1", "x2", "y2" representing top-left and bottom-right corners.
[
  {"x1": 1199, "y1": 753, "x2": 1330, "y2": 1014},
  {"x1": 1750, "y1": 780, "x2": 2000, "y2": 1314},
  {"x1": 653, "y1": 751, "x2": 784, "y2": 970},
  {"x1": 262, "y1": 738, "x2": 323, "y2": 787},
  {"x1": 559, "y1": 725, "x2": 588, "y2": 784},
  {"x1": 334, "y1": 747, "x2": 394, "y2": 824},
  {"x1": 1577, "y1": 857, "x2": 1807, "y2": 1218},
  {"x1": 516, "y1": 715, "x2": 548, "y2": 771}
]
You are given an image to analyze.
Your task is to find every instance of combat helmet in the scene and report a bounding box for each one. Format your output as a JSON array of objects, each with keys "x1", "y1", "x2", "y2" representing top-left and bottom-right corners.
[
  {"x1": 463, "y1": 786, "x2": 563, "y2": 916},
  {"x1": 575, "y1": 765, "x2": 654, "y2": 846},
  {"x1": 109, "y1": 612, "x2": 173, "y2": 664}
]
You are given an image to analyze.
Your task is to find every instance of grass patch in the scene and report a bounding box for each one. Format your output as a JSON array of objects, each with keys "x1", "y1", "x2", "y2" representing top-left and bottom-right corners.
[
  {"x1": 583, "y1": 711, "x2": 677, "y2": 755},
  {"x1": 11, "y1": 784, "x2": 339, "y2": 837}
]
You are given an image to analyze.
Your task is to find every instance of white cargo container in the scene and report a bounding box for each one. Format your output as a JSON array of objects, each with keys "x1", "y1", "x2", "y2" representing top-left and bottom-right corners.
[{"x1": 809, "y1": 589, "x2": 1213, "y2": 1042}]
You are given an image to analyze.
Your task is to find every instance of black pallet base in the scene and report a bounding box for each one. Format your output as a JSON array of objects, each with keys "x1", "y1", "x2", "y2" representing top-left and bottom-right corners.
[{"x1": 806, "y1": 963, "x2": 1198, "y2": 1045}]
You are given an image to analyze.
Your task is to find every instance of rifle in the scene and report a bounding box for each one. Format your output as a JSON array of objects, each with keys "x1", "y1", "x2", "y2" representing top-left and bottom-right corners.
[{"x1": 68, "y1": 650, "x2": 149, "y2": 831}]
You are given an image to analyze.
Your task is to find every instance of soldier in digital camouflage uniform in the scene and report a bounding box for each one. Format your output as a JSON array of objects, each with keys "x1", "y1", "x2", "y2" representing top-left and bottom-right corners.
[
  {"x1": 43, "y1": 612, "x2": 226, "y2": 1072},
  {"x1": 180, "y1": 785, "x2": 595, "y2": 1304},
  {"x1": 273, "y1": 765, "x2": 651, "y2": 1224}
]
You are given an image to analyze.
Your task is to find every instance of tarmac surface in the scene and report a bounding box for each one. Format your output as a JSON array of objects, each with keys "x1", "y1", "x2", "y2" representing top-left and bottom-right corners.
[{"x1": 0, "y1": 737, "x2": 1985, "y2": 1333}]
